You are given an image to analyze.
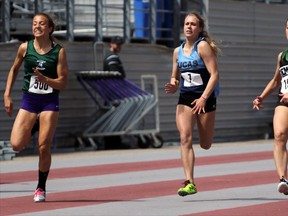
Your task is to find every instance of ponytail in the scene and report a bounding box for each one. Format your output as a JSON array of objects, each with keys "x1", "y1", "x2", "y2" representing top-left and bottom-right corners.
[{"x1": 185, "y1": 11, "x2": 221, "y2": 56}]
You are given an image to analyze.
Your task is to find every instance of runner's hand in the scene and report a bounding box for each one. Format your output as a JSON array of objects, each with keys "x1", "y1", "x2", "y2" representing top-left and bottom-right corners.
[
  {"x1": 4, "y1": 95, "x2": 13, "y2": 117},
  {"x1": 253, "y1": 96, "x2": 263, "y2": 110},
  {"x1": 33, "y1": 68, "x2": 47, "y2": 83},
  {"x1": 279, "y1": 93, "x2": 288, "y2": 103},
  {"x1": 191, "y1": 97, "x2": 206, "y2": 114}
]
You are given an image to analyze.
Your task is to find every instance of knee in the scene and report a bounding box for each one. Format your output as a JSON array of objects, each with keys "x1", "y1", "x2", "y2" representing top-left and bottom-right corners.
[
  {"x1": 180, "y1": 134, "x2": 192, "y2": 147},
  {"x1": 200, "y1": 142, "x2": 212, "y2": 150},
  {"x1": 199, "y1": 137, "x2": 213, "y2": 150},
  {"x1": 10, "y1": 140, "x2": 25, "y2": 152},
  {"x1": 11, "y1": 145, "x2": 23, "y2": 152},
  {"x1": 38, "y1": 144, "x2": 50, "y2": 153},
  {"x1": 274, "y1": 130, "x2": 287, "y2": 144},
  {"x1": 38, "y1": 141, "x2": 51, "y2": 155},
  {"x1": 202, "y1": 145, "x2": 212, "y2": 150}
]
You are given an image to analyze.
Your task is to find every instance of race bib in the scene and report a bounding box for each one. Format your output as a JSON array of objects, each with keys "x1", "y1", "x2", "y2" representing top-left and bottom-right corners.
[
  {"x1": 181, "y1": 72, "x2": 203, "y2": 87},
  {"x1": 280, "y1": 65, "x2": 288, "y2": 93},
  {"x1": 280, "y1": 76, "x2": 288, "y2": 93},
  {"x1": 29, "y1": 75, "x2": 53, "y2": 94}
]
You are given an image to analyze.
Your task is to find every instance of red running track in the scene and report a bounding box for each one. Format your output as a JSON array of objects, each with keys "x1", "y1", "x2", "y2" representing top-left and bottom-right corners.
[{"x1": 1, "y1": 150, "x2": 287, "y2": 215}]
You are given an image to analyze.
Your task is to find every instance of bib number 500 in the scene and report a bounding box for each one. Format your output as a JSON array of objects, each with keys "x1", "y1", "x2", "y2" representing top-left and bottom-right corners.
[{"x1": 29, "y1": 75, "x2": 53, "y2": 94}]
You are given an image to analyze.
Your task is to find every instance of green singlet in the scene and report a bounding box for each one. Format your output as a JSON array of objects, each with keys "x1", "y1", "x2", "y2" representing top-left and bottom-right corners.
[{"x1": 22, "y1": 40, "x2": 62, "y2": 96}]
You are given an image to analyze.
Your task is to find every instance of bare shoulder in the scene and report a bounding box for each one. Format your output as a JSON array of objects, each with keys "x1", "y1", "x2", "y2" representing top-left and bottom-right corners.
[
  {"x1": 173, "y1": 46, "x2": 179, "y2": 57},
  {"x1": 58, "y1": 47, "x2": 68, "y2": 61},
  {"x1": 276, "y1": 51, "x2": 283, "y2": 63},
  {"x1": 19, "y1": 41, "x2": 28, "y2": 50},
  {"x1": 173, "y1": 46, "x2": 179, "y2": 53},
  {"x1": 198, "y1": 40, "x2": 210, "y2": 50},
  {"x1": 18, "y1": 42, "x2": 28, "y2": 56},
  {"x1": 198, "y1": 40, "x2": 213, "y2": 57},
  {"x1": 59, "y1": 46, "x2": 67, "y2": 54}
]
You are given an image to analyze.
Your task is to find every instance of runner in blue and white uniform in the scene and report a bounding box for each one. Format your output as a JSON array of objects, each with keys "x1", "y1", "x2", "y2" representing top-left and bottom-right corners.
[{"x1": 165, "y1": 11, "x2": 220, "y2": 196}]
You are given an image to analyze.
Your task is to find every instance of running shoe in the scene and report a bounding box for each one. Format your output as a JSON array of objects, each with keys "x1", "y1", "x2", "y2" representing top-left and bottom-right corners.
[
  {"x1": 277, "y1": 177, "x2": 288, "y2": 195},
  {"x1": 33, "y1": 188, "x2": 46, "y2": 202},
  {"x1": 178, "y1": 180, "x2": 197, "y2": 196}
]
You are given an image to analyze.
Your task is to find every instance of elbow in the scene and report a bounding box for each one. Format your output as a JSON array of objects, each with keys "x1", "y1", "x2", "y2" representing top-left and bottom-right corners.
[
  {"x1": 53, "y1": 82, "x2": 67, "y2": 91},
  {"x1": 58, "y1": 86, "x2": 66, "y2": 91},
  {"x1": 57, "y1": 76, "x2": 68, "y2": 91},
  {"x1": 213, "y1": 73, "x2": 220, "y2": 83},
  {"x1": 59, "y1": 82, "x2": 68, "y2": 91}
]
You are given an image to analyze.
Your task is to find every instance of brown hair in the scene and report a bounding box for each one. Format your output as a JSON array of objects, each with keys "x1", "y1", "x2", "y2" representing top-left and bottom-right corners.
[
  {"x1": 32, "y1": 12, "x2": 60, "y2": 45},
  {"x1": 185, "y1": 11, "x2": 221, "y2": 56},
  {"x1": 33, "y1": 12, "x2": 55, "y2": 36}
]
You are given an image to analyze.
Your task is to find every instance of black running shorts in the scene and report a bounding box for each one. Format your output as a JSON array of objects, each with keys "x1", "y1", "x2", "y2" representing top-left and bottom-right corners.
[{"x1": 178, "y1": 92, "x2": 216, "y2": 113}]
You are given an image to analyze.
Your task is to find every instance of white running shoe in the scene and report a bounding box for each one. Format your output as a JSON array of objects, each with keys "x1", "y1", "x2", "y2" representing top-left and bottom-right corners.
[
  {"x1": 33, "y1": 188, "x2": 46, "y2": 202},
  {"x1": 277, "y1": 177, "x2": 288, "y2": 195}
]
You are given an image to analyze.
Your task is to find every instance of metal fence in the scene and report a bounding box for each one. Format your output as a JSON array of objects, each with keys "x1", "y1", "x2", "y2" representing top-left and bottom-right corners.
[
  {"x1": 0, "y1": 0, "x2": 287, "y2": 46},
  {"x1": 61, "y1": 0, "x2": 288, "y2": 46},
  {"x1": 0, "y1": 0, "x2": 202, "y2": 47}
]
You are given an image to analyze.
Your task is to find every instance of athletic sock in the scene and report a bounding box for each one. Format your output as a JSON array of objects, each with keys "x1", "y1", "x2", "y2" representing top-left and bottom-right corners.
[{"x1": 36, "y1": 170, "x2": 49, "y2": 191}]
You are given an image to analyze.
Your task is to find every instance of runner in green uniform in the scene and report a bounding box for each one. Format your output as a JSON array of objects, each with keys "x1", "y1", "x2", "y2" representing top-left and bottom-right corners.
[
  {"x1": 4, "y1": 12, "x2": 68, "y2": 202},
  {"x1": 253, "y1": 18, "x2": 288, "y2": 196}
]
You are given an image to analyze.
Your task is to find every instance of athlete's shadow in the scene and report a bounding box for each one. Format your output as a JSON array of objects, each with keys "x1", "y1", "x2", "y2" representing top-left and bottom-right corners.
[
  {"x1": 46, "y1": 199, "x2": 144, "y2": 203},
  {"x1": 184, "y1": 197, "x2": 286, "y2": 202}
]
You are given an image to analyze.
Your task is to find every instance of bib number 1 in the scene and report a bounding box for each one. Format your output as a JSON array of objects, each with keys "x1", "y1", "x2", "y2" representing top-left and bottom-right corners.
[
  {"x1": 281, "y1": 76, "x2": 288, "y2": 93},
  {"x1": 181, "y1": 72, "x2": 203, "y2": 87},
  {"x1": 29, "y1": 75, "x2": 53, "y2": 94}
]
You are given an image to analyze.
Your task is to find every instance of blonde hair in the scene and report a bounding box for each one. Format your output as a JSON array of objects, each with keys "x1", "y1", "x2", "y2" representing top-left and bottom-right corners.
[{"x1": 185, "y1": 11, "x2": 221, "y2": 56}]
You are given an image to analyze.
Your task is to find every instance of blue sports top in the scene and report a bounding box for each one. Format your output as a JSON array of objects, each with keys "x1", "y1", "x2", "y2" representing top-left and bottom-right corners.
[{"x1": 177, "y1": 37, "x2": 219, "y2": 96}]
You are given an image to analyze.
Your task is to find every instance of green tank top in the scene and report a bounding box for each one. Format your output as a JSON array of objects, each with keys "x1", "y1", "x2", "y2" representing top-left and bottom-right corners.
[
  {"x1": 280, "y1": 49, "x2": 288, "y2": 67},
  {"x1": 279, "y1": 49, "x2": 288, "y2": 94},
  {"x1": 22, "y1": 40, "x2": 62, "y2": 96}
]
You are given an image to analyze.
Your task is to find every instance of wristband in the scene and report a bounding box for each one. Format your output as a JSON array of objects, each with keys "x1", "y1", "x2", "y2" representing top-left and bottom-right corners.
[{"x1": 201, "y1": 96, "x2": 207, "y2": 100}]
